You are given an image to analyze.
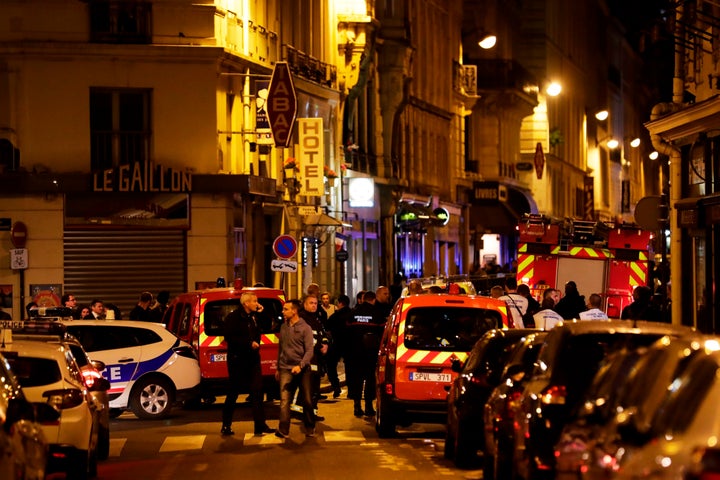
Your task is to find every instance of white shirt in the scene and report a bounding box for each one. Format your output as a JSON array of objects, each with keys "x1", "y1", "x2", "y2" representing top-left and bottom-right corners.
[
  {"x1": 499, "y1": 293, "x2": 529, "y2": 328},
  {"x1": 579, "y1": 308, "x2": 609, "y2": 321},
  {"x1": 533, "y1": 309, "x2": 564, "y2": 329}
]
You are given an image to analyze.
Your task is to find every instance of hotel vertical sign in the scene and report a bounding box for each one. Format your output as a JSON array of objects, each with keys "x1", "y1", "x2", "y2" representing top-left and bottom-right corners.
[{"x1": 297, "y1": 118, "x2": 324, "y2": 196}]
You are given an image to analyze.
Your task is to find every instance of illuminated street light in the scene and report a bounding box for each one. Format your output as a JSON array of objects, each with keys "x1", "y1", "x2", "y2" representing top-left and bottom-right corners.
[
  {"x1": 546, "y1": 82, "x2": 562, "y2": 96},
  {"x1": 606, "y1": 138, "x2": 619, "y2": 149},
  {"x1": 649, "y1": 151, "x2": 659, "y2": 160},
  {"x1": 478, "y1": 34, "x2": 497, "y2": 49},
  {"x1": 630, "y1": 137, "x2": 641, "y2": 148},
  {"x1": 595, "y1": 110, "x2": 609, "y2": 121}
]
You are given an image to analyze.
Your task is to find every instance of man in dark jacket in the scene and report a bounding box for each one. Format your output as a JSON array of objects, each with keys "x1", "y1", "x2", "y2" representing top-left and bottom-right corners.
[
  {"x1": 220, "y1": 292, "x2": 274, "y2": 436},
  {"x1": 554, "y1": 280, "x2": 587, "y2": 320},
  {"x1": 299, "y1": 294, "x2": 329, "y2": 419},
  {"x1": 326, "y1": 294, "x2": 352, "y2": 398},
  {"x1": 346, "y1": 290, "x2": 385, "y2": 417},
  {"x1": 621, "y1": 285, "x2": 660, "y2": 321}
]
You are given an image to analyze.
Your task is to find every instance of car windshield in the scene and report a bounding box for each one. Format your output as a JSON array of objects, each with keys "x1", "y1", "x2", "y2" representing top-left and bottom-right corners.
[
  {"x1": 403, "y1": 307, "x2": 501, "y2": 351},
  {"x1": 6, "y1": 357, "x2": 62, "y2": 387},
  {"x1": 204, "y1": 299, "x2": 284, "y2": 336}
]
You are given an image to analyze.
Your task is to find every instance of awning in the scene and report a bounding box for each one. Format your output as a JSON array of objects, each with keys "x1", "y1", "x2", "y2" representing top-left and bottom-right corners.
[
  {"x1": 303, "y1": 213, "x2": 344, "y2": 227},
  {"x1": 470, "y1": 185, "x2": 537, "y2": 234}
]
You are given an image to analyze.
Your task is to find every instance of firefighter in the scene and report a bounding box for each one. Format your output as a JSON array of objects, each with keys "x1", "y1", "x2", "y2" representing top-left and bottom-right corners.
[
  {"x1": 555, "y1": 281, "x2": 587, "y2": 320},
  {"x1": 346, "y1": 290, "x2": 385, "y2": 417}
]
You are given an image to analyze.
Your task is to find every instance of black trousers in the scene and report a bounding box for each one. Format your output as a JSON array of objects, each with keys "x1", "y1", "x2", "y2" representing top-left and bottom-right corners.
[
  {"x1": 222, "y1": 353, "x2": 266, "y2": 431},
  {"x1": 325, "y1": 343, "x2": 343, "y2": 391},
  {"x1": 346, "y1": 348, "x2": 378, "y2": 402}
]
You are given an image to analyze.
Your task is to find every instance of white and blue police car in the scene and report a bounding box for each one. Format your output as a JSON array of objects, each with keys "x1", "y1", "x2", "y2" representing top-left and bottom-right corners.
[{"x1": 60, "y1": 319, "x2": 201, "y2": 419}]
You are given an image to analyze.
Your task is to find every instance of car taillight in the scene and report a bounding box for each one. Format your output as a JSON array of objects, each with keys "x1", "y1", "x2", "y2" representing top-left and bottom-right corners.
[
  {"x1": 174, "y1": 345, "x2": 198, "y2": 359},
  {"x1": 43, "y1": 388, "x2": 85, "y2": 409},
  {"x1": 82, "y1": 369, "x2": 102, "y2": 388},
  {"x1": 540, "y1": 385, "x2": 567, "y2": 405}
]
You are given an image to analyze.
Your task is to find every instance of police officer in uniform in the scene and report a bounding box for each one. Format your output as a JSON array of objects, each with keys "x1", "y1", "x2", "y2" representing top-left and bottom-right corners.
[
  {"x1": 299, "y1": 294, "x2": 329, "y2": 420},
  {"x1": 346, "y1": 290, "x2": 385, "y2": 417},
  {"x1": 221, "y1": 292, "x2": 274, "y2": 436}
]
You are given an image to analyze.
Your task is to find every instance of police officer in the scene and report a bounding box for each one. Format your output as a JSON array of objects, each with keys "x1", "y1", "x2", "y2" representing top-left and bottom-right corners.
[
  {"x1": 299, "y1": 294, "x2": 329, "y2": 420},
  {"x1": 346, "y1": 290, "x2": 385, "y2": 417},
  {"x1": 220, "y1": 292, "x2": 274, "y2": 436},
  {"x1": 326, "y1": 294, "x2": 352, "y2": 398}
]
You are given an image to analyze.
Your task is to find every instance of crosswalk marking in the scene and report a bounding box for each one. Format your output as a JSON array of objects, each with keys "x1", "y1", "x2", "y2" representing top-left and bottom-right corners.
[
  {"x1": 323, "y1": 430, "x2": 366, "y2": 442},
  {"x1": 159, "y1": 435, "x2": 206, "y2": 452},
  {"x1": 242, "y1": 433, "x2": 284, "y2": 445},
  {"x1": 109, "y1": 438, "x2": 127, "y2": 457}
]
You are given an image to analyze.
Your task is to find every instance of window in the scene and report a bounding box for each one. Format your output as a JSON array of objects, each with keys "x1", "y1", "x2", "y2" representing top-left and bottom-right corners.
[
  {"x1": 90, "y1": 88, "x2": 151, "y2": 170},
  {"x1": 403, "y1": 307, "x2": 501, "y2": 351},
  {"x1": 7, "y1": 357, "x2": 61, "y2": 387},
  {"x1": 89, "y1": 1, "x2": 152, "y2": 44}
]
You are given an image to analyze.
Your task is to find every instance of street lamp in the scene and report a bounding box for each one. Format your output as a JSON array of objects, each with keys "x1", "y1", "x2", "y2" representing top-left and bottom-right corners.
[{"x1": 546, "y1": 81, "x2": 562, "y2": 97}]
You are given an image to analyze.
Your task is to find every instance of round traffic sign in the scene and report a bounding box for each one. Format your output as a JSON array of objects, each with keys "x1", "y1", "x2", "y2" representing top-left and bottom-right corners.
[
  {"x1": 335, "y1": 250, "x2": 349, "y2": 262},
  {"x1": 10, "y1": 221, "x2": 28, "y2": 248},
  {"x1": 273, "y1": 234, "x2": 298, "y2": 259}
]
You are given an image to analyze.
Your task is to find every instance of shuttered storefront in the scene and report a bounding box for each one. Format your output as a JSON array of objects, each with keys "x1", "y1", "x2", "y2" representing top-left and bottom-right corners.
[{"x1": 64, "y1": 230, "x2": 186, "y2": 318}]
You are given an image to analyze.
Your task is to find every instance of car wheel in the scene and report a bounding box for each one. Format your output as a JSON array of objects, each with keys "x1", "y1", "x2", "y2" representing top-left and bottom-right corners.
[
  {"x1": 444, "y1": 425, "x2": 456, "y2": 460},
  {"x1": 375, "y1": 394, "x2": 396, "y2": 438},
  {"x1": 129, "y1": 376, "x2": 175, "y2": 420},
  {"x1": 97, "y1": 423, "x2": 110, "y2": 460},
  {"x1": 453, "y1": 420, "x2": 478, "y2": 468}
]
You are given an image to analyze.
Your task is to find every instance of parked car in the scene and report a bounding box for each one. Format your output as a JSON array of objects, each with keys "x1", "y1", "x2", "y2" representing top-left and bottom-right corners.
[
  {"x1": 1, "y1": 337, "x2": 100, "y2": 479},
  {"x1": 0, "y1": 350, "x2": 58, "y2": 480},
  {"x1": 554, "y1": 334, "x2": 718, "y2": 480},
  {"x1": 445, "y1": 328, "x2": 538, "y2": 467},
  {"x1": 163, "y1": 284, "x2": 285, "y2": 403},
  {"x1": 61, "y1": 319, "x2": 201, "y2": 419},
  {"x1": 483, "y1": 330, "x2": 548, "y2": 480},
  {"x1": 614, "y1": 346, "x2": 720, "y2": 479},
  {"x1": 375, "y1": 293, "x2": 509, "y2": 437},
  {"x1": 512, "y1": 320, "x2": 695, "y2": 480}
]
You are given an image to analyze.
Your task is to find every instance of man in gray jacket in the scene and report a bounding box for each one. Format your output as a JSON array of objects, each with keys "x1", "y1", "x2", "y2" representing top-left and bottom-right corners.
[{"x1": 275, "y1": 299, "x2": 316, "y2": 438}]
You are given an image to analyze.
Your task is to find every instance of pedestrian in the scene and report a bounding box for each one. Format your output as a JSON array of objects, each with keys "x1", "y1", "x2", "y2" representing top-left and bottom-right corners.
[
  {"x1": 150, "y1": 290, "x2": 170, "y2": 322},
  {"x1": 84, "y1": 299, "x2": 105, "y2": 319},
  {"x1": 389, "y1": 273, "x2": 405, "y2": 303},
  {"x1": 533, "y1": 297, "x2": 564, "y2": 329},
  {"x1": 306, "y1": 283, "x2": 328, "y2": 325},
  {"x1": 61, "y1": 293, "x2": 80, "y2": 319},
  {"x1": 79, "y1": 305, "x2": 91, "y2": 319},
  {"x1": 543, "y1": 288, "x2": 561, "y2": 306},
  {"x1": 579, "y1": 293, "x2": 609, "y2": 320},
  {"x1": 275, "y1": 299, "x2": 316, "y2": 439},
  {"x1": 326, "y1": 294, "x2": 352, "y2": 398},
  {"x1": 490, "y1": 285, "x2": 504, "y2": 298},
  {"x1": 516, "y1": 284, "x2": 540, "y2": 327},
  {"x1": 298, "y1": 294, "x2": 330, "y2": 420},
  {"x1": 554, "y1": 281, "x2": 587, "y2": 319},
  {"x1": 128, "y1": 292, "x2": 154, "y2": 321},
  {"x1": 406, "y1": 280, "x2": 423, "y2": 295},
  {"x1": 499, "y1": 277, "x2": 529, "y2": 328},
  {"x1": 220, "y1": 292, "x2": 274, "y2": 436},
  {"x1": 346, "y1": 290, "x2": 385, "y2": 418},
  {"x1": 320, "y1": 291, "x2": 336, "y2": 317},
  {"x1": 375, "y1": 285, "x2": 393, "y2": 320},
  {"x1": 621, "y1": 285, "x2": 660, "y2": 321},
  {"x1": 355, "y1": 290, "x2": 366, "y2": 308}
]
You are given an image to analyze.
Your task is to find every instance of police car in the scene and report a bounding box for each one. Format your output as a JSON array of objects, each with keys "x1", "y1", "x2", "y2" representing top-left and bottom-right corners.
[{"x1": 60, "y1": 319, "x2": 201, "y2": 419}]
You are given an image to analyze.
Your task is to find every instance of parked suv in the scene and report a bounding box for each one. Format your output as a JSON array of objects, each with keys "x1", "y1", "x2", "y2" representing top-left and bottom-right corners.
[
  {"x1": 512, "y1": 320, "x2": 694, "y2": 480},
  {"x1": 163, "y1": 284, "x2": 285, "y2": 402},
  {"x1": 375, "y1": 293, "x2": 509, "y2": 437}
]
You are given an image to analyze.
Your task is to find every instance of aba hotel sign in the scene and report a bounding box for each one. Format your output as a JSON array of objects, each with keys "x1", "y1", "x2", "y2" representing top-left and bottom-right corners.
[{"x1": 93, "y1": 161, "x2": 191, "y2": 192}]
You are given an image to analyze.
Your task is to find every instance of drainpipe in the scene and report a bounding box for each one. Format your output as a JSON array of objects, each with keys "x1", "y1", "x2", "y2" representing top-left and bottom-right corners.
[{"x1": 648, "y1": 3, "x2": 685, "y2": 325}]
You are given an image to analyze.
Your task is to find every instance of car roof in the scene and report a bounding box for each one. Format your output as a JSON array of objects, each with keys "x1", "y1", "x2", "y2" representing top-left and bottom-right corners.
[
  {"x1": 59, "y1": 319, "x2": 167, "y2": 330},
  {"x1": 398, "y1": 293, "x2": 506, "y2": 308},
  {"x1": 550, "y1": 319, "x2": 695, "y2": 336},
  {"x1": 1, "y1": 338, "x2": 68, "y2": 358},
  {"x1": 174, "y1": 286, "x2": 285, "y2": 298}
]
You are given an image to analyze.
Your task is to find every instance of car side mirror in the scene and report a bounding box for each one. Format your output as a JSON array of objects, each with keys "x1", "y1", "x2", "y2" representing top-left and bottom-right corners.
[
  {"x1": 89, "y1": 377, "x2": 111, "y2": 392},
  {"x1": 451, "y1": 357, "x2": 464, "y2": 373}
]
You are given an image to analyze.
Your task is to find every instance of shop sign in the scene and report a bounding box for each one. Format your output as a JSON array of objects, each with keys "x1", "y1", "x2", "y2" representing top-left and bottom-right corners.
[
  {"x1": 297, "y1": 118, "x2": 324, "y2": 196},
  {"x1": 473, "y1": 181, "x2": 507, "y2": 203},
  {"x1": 267, "y1": 62, "x2": 297, "y2": 147},
  {"x1": 93, "y1": 162, "x2": 191, "y2": 193}
]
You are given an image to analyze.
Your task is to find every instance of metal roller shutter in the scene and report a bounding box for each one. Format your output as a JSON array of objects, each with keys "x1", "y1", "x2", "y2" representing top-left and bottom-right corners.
[{"x1": 64, "y1": 230, "x2": 186, "y2": 318}]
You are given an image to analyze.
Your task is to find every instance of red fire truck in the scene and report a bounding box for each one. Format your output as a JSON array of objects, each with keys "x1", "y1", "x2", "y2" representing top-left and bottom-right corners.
[{"x1": 516, "y1": 214, "x2": 653, "y2": 318}]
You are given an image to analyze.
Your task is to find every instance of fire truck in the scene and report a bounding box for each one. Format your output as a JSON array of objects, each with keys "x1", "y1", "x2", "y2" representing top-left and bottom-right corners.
[{"x1": 516, "y1": 214, "x2": 653, "y2": 318}]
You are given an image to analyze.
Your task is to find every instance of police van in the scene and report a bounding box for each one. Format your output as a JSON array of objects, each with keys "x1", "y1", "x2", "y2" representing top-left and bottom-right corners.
[{"x1": 162, "y1": 282, "x2": 286, "y2": 402}]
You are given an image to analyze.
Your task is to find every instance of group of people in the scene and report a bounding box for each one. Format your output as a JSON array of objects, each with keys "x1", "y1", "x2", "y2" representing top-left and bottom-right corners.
[
  {"x1": 220, "y1": 283, "x2": 396, "y2": 439},
  {"x1": 489, "y1": 276, "x2": 668, "y2": 329},
  {"x1": 54, "y1": 291, "x2": 171, "y2": 321}
]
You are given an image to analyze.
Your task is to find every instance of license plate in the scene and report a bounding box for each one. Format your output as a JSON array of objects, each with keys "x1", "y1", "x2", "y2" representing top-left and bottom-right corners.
[
  {"x1": 409, "y1": 372, "x2": 451, "y2": 382},
  {"x1": 210, "y1": 353, "x2": 227, "y2": 362}
]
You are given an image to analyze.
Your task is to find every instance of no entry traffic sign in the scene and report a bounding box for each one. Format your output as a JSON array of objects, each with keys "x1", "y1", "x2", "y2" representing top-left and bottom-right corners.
[{"x1": 273, "y1": 234, "x2": 298, "y2": 259}]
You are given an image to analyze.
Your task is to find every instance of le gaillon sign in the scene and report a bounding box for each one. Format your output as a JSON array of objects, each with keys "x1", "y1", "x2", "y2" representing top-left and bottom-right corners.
[{"x1": 93, "y1": 162, "x2": 192, "y2": 193}]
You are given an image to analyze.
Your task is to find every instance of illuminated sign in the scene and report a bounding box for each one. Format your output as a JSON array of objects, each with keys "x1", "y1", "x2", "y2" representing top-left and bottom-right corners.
[{"x1": 297, "y1": 118, "x2": 324, "y2": 196}]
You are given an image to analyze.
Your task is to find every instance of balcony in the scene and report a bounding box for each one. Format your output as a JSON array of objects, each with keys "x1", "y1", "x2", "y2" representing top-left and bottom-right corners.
[
  {"x1": 471, "y1": 59, "x2": 537, "y2": 101},
  {"x1": 283, "y1": 45, "x2": 337, "y2": 89}
]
